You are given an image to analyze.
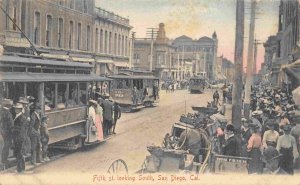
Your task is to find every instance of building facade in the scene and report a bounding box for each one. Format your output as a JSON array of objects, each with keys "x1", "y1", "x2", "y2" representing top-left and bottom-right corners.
[
  {"x1": 172, "y1": 32, "x2": 218, "y2": 81},
  {"x1": 0, "y1": 0, "x2": 132, "y2": 75}
]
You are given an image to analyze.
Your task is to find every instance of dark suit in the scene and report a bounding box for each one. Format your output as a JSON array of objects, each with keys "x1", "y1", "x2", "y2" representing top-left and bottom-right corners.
[
  {"x1": 0, "y1": 107, "x2": 14, "y2": 164},
  {"x1": 223, "y1": 135, "x2": 241, "y2": 156},
  {"x1": 29, "y1": 111, "x2": 41, "y2": 164},
  {"x1": 12, "y1": 112, "x2": 28, "y2": 172}
]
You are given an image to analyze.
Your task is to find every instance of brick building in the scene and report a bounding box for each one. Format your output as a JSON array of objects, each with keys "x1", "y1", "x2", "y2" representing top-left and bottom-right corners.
[{"x1": 0, "y1": 0, "x2": 132, "y2": 75}]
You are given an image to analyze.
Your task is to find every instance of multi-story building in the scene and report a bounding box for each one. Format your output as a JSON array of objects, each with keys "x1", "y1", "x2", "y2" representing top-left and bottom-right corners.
[
  {"x1": 217, "y1": 56, "x2": 234, "y2": 83},
  {"x1": 0, "y1": 0, "x2": 132, "y2": 75},
  {"x1": 270, "y1": 0, "x2": 300, "y2": 89},
  {"x1": 172, "y1": 32, "x2": 218, "y2": 81},
  {"x1": 133, "y1": 23, "x2": 175, "y2": 80},
  {"x1": 263, "y1": 35, "x2": 278, "y2": 85}
]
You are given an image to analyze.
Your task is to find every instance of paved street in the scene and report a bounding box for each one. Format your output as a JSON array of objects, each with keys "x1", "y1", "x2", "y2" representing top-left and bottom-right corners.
[{"x1": 27, "y1": 90, "x2": 212, "y2": 174}]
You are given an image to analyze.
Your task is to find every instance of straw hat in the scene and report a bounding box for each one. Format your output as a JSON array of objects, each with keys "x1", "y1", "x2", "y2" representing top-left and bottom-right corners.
[
  {"x1": 89, "y1": 99, "x2": 97, "y2": 105},
  {"x1": 18, "y1": 97, "x2": 29, "y2": 104},
  {"x1": 2, "y1": 99, "x2": 13, "y2": 106}
]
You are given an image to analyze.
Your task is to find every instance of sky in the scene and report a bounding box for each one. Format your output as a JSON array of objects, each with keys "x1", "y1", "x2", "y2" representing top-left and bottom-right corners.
[{"x1": 95, "y1": 0, "x2": 280, "y2": 72}]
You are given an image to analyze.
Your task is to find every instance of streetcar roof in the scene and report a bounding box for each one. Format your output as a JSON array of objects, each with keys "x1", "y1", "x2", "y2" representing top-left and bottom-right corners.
[
  {"x1": 190, "y1": 76, "x2": 205, "y2": 80},
  {"x1": 108, "y1": 75, "x2": 159, "y2": 80},
  {"x1": 0, "y1": 72, "x2": 111, "y2": 82},
  {"x1": 0, "y1": 55, "x2": 93, "y2": 68}
]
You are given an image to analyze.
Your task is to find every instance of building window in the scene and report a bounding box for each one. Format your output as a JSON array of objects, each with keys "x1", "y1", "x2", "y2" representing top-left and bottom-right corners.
[
  {"x1": 69, "y1": 21, "x2": 74, "y2": 49},
  {"x1": 118, "y1": 34, "x2": 121, "y2": 55},
  {"x1": 95, "y1": 28, "x2": 99, "y2": 52},
  {"x1": 34, "y1": 12, "x2": 40, "y2": 45},
  {"x1": 58, "y1": 18, "x2": 63, "y2": 48},
  {"x1": 104, "y1": 30, "x2": 108, "y2": 53},
  {"x1": 109, "y1": 32, "x2": 112, "y2": 54},
  {"x1": 134, "y1": 53, "x2": 140, "y2": 64},
  {"x1": 70, "y1": 0, "x2": 74, "y2": 9},
  {"x1": 46, "y1": 15, "x2": 52, "y2": 47},
  {"x1": 83, "y1": 0, "x2": 87, "y2": 13},
  {"x1": 100, "y1": 29, "x2": 103, "y2": 53},
  {"x1": 87, "y1": 25, "x2": 90, "y2": 51},
  {"x1": 125, "y1": 36, "x2": 128, "y2": 56},
  {"x1": 12, "y1": 7, "x2": 17, "y2": 30},
  {"x1": 59, "y1": 0, "x2": 64, "y2": 6},
  {"x1": 77, "y1": 23, "x2": 81, "y2": 50},
  {"x1": 114, "y1": 33, "x2": 117, "y2": 55},
  {"x1": 122, "y1": 35, "x2": 124, "y2": 56}
]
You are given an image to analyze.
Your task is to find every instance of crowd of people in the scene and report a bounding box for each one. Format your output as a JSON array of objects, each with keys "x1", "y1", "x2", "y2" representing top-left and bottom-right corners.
[
  {"x1": 217, "y1": 83, "x2": 300, "y2": 175},
  {"x1": 0, "y1": 97, "x2": 49, "y2": 172}
]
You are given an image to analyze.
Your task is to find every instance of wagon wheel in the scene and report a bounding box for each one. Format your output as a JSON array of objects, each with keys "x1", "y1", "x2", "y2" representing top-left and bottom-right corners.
[{"x1": 107, "y1": 159, "x2": 128, "y2": 174}]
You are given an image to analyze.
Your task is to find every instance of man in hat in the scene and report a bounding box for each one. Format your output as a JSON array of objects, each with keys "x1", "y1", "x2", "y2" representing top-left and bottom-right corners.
[
  {"x1": 132, "y1": 86, "x2": 138, "y2": 105},
  {"x1": 262, "y1": 146, "x2": 287, "y2": 174},
  {"x1": 40, "y1": 115, "x2": 50, "y2": 162},
  {"x1": 18, "y1": 97, "x2": 31, "y2": 157},
  {"x1": 0, "y1": 99, "x2": 14, "y2": 166},
  {"x1": 241, "y1": 119, "x2": 252, "y2": 157},
  {"x1": 103, "y1": 98, "x2": 113, "y2": 137},
  {"x1": 276, "y1": 124, "x2": 299, "y2": 174},
  {"x1": 222, "y1": 124, "x2": 240, "y2": 156},
  {"x1": 262, "y1": 119, "x2": 279, "y2": 149},
  {"x1": 247, "y1": 123, "x2": 263, "y2": 174},
  {"x1": 111, "y1": 102, "x2": 121, "y2": 135},
  {"x1": 12, "y1": 103, "x2": 28, "y2": 172},
  {"x1": 213, "y1": 90, "x2": 219, "y2": 104},
  {"x1": 29, "y1": 103, "x2": 42, "y2": 165}
]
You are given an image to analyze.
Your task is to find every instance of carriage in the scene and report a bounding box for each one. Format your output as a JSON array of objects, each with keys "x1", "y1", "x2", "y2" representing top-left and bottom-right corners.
[
  {"x1": 109, "y1": 69, "x2": 159, "y2": 112},
  {"x1": 0, "y1": 53, "x2": 111, "y2": 150},
  {"x1": 107, "y1": 109, "x2": 250, "y2": 175},
  {"x1": 189, "y1": 76, "x2": 205, "y2": 93}
]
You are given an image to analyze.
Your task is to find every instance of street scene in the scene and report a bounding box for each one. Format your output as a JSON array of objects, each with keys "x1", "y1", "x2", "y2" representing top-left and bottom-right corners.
[{"x1": 0, "y1": 0, "x2": 300, "y2": 184}]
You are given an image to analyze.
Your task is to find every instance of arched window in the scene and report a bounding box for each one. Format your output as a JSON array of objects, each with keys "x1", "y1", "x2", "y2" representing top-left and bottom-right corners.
[
  {"x1": 95, "y1": 28, "x2": 99, "y2": 52},
  {"x1": 69, "y1": 21, "x2": 74, "y2": 49},
  {"x1": 100, "y1": 29, "x2": 103, "y2": 53},
  {"x1": 58, "y1": 18, "x2": 63, "y2": 48},
  {"x1": 77, "y1": 23, "x2": 81, "y2": 50},
  {"x1": 34, "y1": 12, "x2": 40, "y2": 45},
  {"x1": 46, "y1": 15, "x2": 52, "y2": 47},
  {"x1": 86, "y1": 25, "x2": 90, "y2": 51}
]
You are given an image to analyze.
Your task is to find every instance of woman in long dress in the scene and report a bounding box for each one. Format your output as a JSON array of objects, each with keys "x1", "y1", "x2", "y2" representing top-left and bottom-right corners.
[{"x1": 95, "y1": 102, "x2": 104, "y2": 141}]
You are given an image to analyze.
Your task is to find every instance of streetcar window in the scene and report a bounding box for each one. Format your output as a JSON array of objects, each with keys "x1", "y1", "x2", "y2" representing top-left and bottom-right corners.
[
  {"x1": 124, "y1": 79, "x2": 130, "y2": 89},
  {"x1": 44, "y1": 83, "x2": 55, "y2": 111},
  {"x1": 26, "y1": 83, "x2": 39, "y2": 102},
  {"x1": 68, "y1": 83, "x2": 78, "y2": 107},
  {"x1": 57, "y1": 83, "x2": 67, "y2": 109},
  {"x1": 28, "y1": 68, "x2": 41, "y2": 73},
  {"x1": 79, "y1": 83, "x2": 87, "y2": 105},
  {"x1": 7, "y1": 82, "x2": 25, "y2": 103}
]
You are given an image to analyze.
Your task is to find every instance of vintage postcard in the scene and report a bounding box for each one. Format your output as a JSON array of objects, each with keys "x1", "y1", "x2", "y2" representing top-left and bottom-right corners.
[{"x1": 0, "y1": 0, "x2": 300, "y2": 184}]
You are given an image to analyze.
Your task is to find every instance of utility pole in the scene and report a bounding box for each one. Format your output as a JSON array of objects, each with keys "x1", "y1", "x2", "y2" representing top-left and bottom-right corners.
[
  {"x1": 244, "y1": 0, "x2": 257, "y2": 119},
  {"x1": 146, "y1": 28, "x2": 158, "y2": 72},
  {"x1": 253, "y1": 39, "x2": 262, "y2": 74},
  {"x1": 232, "y1": 0, "x2": 245, "y2": 130},
  {"x1": 129, "y1": 32, "x2": 135, "y2": 69}
]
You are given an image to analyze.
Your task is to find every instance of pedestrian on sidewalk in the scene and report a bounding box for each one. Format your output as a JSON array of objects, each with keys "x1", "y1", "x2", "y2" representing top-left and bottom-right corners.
[
  {"x1": 247, "y1": 123, "x2": 263, "y2": 174},
  {"x1": 12, "y1": 103, "x2": 28, "y2": 173},
  {"x1": 112, "y1": 102, "x2": 121, "y2": 134},
  {"x1": 29, "y1": 103, "x2": 42, "y2": 165},
  {"x1": 0, "y1": 99, "x2": 14, "y2": 166}
]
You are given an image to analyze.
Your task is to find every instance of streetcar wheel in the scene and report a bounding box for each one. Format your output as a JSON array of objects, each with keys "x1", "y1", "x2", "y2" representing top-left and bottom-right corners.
[{"x1": 107, "y1": 159, "x2": 128, "y2": 174}]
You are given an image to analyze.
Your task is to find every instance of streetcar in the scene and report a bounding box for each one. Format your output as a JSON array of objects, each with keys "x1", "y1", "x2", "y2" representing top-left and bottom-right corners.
[
  {"x1": 109, "y1": 69, "x2": 159, "y2": 112},
  {"x1": 0, "y1": 53, "x2": 111, "y2": 150},
  {"x1": 189, "y1": 76, "x2": 205, "y2": 93}
]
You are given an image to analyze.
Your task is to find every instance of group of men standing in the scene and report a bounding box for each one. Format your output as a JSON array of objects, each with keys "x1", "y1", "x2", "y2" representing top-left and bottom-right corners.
[{"x1": 0, "y1": 97, "x2": 49, "y2": 173}]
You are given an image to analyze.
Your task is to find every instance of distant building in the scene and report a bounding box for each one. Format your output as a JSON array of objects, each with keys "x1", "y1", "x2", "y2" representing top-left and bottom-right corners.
[
  {"x1": 217, "y1": 56, "x2": 234, "y2": 83},
  {"x1": 172, "y1": 32, "x2": 218, "y2": 81},
  {"x1": 0, "y1": 0, "x2": 132, "y2": 75},
  {"x1": 133, "y1": 23, "x2": 175, "y2": 80}
]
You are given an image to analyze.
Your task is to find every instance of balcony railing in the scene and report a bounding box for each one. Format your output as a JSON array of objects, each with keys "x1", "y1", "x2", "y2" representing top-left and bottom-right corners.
[{"x1": 95, "y1": 7, "x2": 129, "y2": 26}]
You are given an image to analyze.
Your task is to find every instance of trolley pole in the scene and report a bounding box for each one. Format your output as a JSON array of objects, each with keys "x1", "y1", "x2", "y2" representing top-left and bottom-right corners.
[
  {"x1": 232, "y1": 0, "x2": 245, "y2": 130},
  {"x1": 244, "y1": 0, "x2": 257, "y2": 119}
]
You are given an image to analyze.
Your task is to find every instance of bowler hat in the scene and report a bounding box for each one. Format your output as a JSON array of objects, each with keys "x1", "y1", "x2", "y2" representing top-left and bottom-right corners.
[
  {"x1": 14, "y1": 103, "x2": 23, "y2": 109},
  {"x1": 89, "y1": 99, "x2": 97, "y2": 105},
  {"x1": 262, "y1": 146, "x2": 282, "y2": 163}
]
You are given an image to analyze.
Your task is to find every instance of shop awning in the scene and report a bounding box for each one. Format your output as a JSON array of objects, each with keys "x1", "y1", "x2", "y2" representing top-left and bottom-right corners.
[
  {"x1": 0, "y1": 72, "x2": 111, "y2": 82},
  {"x1": 71, "y1": 57, "x2": 95, "y2": 63},
  {"x1": 114, "y1": 61, "x2": 128, "y2": 67},
  {"x1": 281, "y1": 60, "x2": 300, "y2": 81},
  {"x1": 96, "y1": 59, "x2": 114, "y2": 64}
]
